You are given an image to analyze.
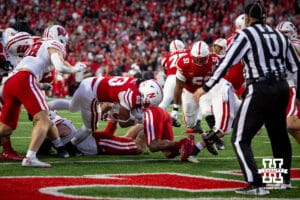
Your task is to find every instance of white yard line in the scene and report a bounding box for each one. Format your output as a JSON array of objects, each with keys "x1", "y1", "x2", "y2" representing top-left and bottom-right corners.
[{"x1": 0, "y1": 156, "x2": 299, "y2": 166}]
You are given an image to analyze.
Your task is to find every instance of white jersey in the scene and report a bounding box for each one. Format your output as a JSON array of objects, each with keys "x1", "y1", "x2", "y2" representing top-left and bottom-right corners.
[
  {"x1": 53, "y1": 116, "x2": 98, "y2": 155},
  {"x1": 286, "y1": 38, "x2": 300, "y2": 87},
  {"x1": 15, "y1": 39, "x2": 66, "y2": 82}
]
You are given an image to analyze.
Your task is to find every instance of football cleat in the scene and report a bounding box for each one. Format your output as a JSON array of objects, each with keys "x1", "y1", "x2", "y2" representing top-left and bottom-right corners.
[
  {"x1": 65, "y1": 142, "x2": 83, "y2": 156},
  {"x1": 172, "y1": 117, "x2": 181, "y2": 127},
  {"x1": 202, "y1": 131, "x2": 219, "y2": 155},
  {"x1": 180, "y1": 135, "x2": 195, "y2": 162},
  {"x1": 187, "y1": 155, "x2": 199, "y2": 163},
  {"x1": 182, "y1": 121, "x2": 203, "y2": 134},
  {"x1": 187, "y1": 135, "x2": 195, "y2": 155},
  {"x1": 55, "y1": 146, "x2": 70, "y2": 158},
  {"x1": 22, "y1": 157, "x2": 51, "y2": 168},
  {"x1": 235, "y1": 184, "x2": 269, "y2": 195},
  {"x1": 1, "y1": 150, "x2": 25, "y2": 161},
  {"x1": 215, "y1": 138, "x2": 225, "y2": 150}
]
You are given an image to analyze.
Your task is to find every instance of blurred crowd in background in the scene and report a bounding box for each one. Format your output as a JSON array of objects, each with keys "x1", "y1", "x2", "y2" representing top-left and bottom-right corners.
[{"x1": 0, "y1": 0, "x2": 299, "y2": 97}]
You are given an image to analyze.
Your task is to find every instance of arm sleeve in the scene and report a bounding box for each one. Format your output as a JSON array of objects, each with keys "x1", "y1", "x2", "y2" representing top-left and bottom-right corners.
[
  {"x1": 51, "y1": 53, "x2": 76, "y2": 73},
  {"x1": 204, "y1": 33, "x2": 249, "y2": 91}
]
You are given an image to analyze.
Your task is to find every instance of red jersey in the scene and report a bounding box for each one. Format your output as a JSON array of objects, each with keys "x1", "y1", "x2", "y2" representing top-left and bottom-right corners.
[
  {"x1": 162, "y1": 49, "x2": 189, "y2": 76},
  {"x1": 176, "y1": 53, "x2": 220, "y2": 93},
  {"x1": 223, "y1": 31, "x2": 245, "y2": 90},
  {"x1": 95, "y1": 76, "x2": 141, "y2": 110},
  {"x1": 144, "y1": 106, "x2": 174, "y2": 145}
]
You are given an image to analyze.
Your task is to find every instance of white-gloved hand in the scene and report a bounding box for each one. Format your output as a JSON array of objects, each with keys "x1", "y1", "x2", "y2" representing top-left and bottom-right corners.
[
  {"x1": 74, "y1": 62, "x2": 87, "y2": 72},
  {"x1": 131, "y1": 107, "x2": 144, "y2": 123},
  {"x1": 170, "y1": 110, "x2": 178, "y2": 119}
]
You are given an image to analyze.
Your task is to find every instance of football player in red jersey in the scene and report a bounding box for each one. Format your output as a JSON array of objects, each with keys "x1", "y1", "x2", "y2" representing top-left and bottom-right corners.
[
  {"x1": 48, "y1": 76, "x2": 144, "y2": 147},
  {"x1": 171, "y1": 40, "x2": 220, "y2": 157},
  {"x1": 277, "y1": 21, "x2": 300, "y2": 144},
  {"x1": 189, "y1": 15, "x2": 247, "y2": 162},
  {"x1": 158, "y1": 40, "x2": 189, "y2": 127}
]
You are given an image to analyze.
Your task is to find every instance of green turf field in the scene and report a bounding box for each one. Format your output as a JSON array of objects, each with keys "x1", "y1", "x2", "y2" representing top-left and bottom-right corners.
[{"x1": 0, "y1": 107, "x2": 299, "y2": 199}]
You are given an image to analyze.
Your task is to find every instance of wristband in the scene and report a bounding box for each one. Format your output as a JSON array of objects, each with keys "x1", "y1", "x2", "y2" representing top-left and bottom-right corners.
[{"x1": 173, "y1": 104, "x2": 179, "y2": 111}]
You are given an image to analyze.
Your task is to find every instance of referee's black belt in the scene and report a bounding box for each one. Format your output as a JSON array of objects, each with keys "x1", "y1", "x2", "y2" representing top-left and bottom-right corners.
[{"x1": 246, "y1": 74, "x2": 286, "y2": 85}]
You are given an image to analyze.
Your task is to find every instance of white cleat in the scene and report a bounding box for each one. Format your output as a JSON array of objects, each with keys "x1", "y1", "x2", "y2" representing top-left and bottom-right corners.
[
  {"x1": 22, "y1": 157, "x2": 51, "y2": 168},
  {"x1": 187, "y1": 155, "x2": 199, "y2": 163}
]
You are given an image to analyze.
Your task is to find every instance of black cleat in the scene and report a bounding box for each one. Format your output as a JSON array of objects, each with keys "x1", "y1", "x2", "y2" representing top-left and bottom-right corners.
[
  {"x1": 172, "y1": 117, "x2": 181, "y2": 127},
  {"x1": 202, "y1": 131, "x2": 218, "y2": 155},
  {"x1": 65, "y1": 142, "x2": 83, "y2": 156},
  {"x1": 55, "y1": 146, "x2": 70, "y2": 158},
  {"x1": 215, "y1": 138, "x2": 225, "y2": 150}
]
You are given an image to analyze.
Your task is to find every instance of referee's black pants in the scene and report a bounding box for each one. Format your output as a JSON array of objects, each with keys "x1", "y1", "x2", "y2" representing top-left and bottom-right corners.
[{"x1": 231, "y1": 80, "x2": 291, "y2": 186}]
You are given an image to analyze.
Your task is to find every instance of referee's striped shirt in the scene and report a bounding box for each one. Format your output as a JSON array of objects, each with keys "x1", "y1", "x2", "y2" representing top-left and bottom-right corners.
[{"x1": 203, "y1": 21, "x2": 300, "y2": 92}]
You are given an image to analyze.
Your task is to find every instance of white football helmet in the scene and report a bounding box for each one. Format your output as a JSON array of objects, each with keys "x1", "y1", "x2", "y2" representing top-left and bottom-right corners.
[
  {"x1": 6, "y1": 32, "x2": 33, "y2": 57},
  {"x1": 213, "y1": 38, "x2": 227, "y2": 56},
  {"x1": 276, "y1": 21, "x2": 297, "y2": 39},
  {"x1": 190, "y1": 41, "x2": 209, "y2": 67},
  {"x1": 169, "y1": 39, "x2": 185, "y2": 53},
  {"x1": 235, "y1": 14, "x2": 246, "y2": 31},
  {"x1": 2, "y1": 27, "x2": 17, "y2": 45},
  {"x1": 139, "y1": 79, "x2": 163, "y2": 107},
  {"x1": 43, "y1": 25, "x2": 69, "y2": 46}
]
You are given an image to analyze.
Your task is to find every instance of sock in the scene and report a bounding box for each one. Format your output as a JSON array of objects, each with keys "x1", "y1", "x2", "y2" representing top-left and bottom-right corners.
[
  {"x1": 26, "y1": 150, "x2": 36, "y2": 159},
  {"x1": 2, "y1": 140, "x2": 13, "y2": 152},
  {"x1": 191, "y1": 142, "x2": 203, "y2": 156},
  {"x1": 205, "y1": 115, "x2": 215, "y2": 129},
  {"x1": 195, "y1": 142, "x2": 204, "y2": 150},
  {"x1": 51, "y1": 138, "x2": 63, "y2": 148}
]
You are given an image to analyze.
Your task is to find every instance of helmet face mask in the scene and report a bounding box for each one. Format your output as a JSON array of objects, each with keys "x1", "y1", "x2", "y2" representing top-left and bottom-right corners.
[
  {"x1": 191, "y1": 55, "x2": 208, "y2": 67},
  {"x1": 138, "y1": 79, "x2": 163, "y2": 107}
]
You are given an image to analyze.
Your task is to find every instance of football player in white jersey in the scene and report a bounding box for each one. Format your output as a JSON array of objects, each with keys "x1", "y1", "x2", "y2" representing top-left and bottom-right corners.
[
  {"x1": 276, "y1": 21, "x2": 300, "y2": 144},
  {"x1": 38, "y1": 109, "x2": 146, "y2": 156},
  {"x1": 0, "y1": 24, "x2": 86, "y2": 167},
  {"x1": 159, "y1": 39, "x2": 188, "y2": 127}
]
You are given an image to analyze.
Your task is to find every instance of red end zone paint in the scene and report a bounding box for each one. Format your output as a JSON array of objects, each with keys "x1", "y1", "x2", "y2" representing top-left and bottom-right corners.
[{"x1": 0, "y1": 173, "x2": 247, "y2": 199}]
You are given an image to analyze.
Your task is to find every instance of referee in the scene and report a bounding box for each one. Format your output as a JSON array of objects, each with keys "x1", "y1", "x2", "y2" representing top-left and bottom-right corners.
[{"x1": 193, "y1": 2, "x2": 299, "y2": 195}]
